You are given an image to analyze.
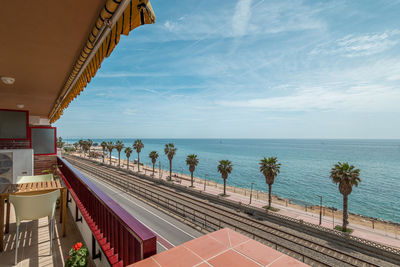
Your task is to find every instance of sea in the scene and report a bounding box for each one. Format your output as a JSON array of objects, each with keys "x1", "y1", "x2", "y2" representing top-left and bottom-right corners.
[{"x1": 65, "y1": 138, "x2": 400, "y2": 223}]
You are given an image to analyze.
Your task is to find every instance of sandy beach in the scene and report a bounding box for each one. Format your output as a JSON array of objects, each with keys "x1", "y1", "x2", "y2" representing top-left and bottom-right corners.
[{"x1": 69, "y1": 148, "x2": 400, "y2": 248}]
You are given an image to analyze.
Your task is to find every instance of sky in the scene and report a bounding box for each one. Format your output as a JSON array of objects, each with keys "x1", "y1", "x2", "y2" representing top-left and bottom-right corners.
[{"x1": 55, "y1": 0, "x2": 400, "y2": 139}]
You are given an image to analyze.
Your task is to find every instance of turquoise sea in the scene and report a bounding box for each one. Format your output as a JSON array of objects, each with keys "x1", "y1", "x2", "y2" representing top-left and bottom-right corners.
[{"x1": 65, "y1": 139, "x2": 400, "y2": 223}]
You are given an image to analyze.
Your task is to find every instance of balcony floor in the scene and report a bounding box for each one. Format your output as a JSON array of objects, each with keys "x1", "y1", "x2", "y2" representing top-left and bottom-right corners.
[{"x1": 0, "y1": 205, "x2": 92, "y2": 267}]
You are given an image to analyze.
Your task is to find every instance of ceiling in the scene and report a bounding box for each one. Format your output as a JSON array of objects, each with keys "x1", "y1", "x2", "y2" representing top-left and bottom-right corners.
[{"x1": 0, "y1": 0, "x2": 106, "y2": 118}]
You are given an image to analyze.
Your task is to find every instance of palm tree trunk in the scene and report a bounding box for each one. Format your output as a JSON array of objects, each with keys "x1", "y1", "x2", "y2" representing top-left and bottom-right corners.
[
  {"x1": 109, "y1": 151, "x2": 112, "y2": 165},
  {"x1": 191, "y1": 172, "x2": 194, "y2": 187},
  {"x1": 223, "y1": 179, "x2": 226, "y2": 195},
  {"x1": 169, "y1": 160, "x2": 172, "y2": 181},
  {"x1": 343, "y1": 194, "x2": 348, "y2": 231},
  {"x1": 137, "y1": 153, "x2": 140, "y2": 172},
  {"x1": 268, "y1": 184, "x2": 272, "y2": 209},
  {"x1": 127, "y1": 157, "x2": 130, "y2": 170},
  {"x1": 152, "y1": 163, "x2": 155, "y2": 176},
  {"x1": 118, "y1": 151, "x2": 121, "y2": 167},
  {"x1": 102, "y1": 149, "x2": 105, "y2": 163}
]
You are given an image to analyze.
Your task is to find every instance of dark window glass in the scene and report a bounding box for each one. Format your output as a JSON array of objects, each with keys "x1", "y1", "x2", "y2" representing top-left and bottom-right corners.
[
  {"x1": 31, "y1": 128, "x2": 55, "y2": 154},
  {"x1": 0, "y1": 110, "x2": 27, "y2": 139}
]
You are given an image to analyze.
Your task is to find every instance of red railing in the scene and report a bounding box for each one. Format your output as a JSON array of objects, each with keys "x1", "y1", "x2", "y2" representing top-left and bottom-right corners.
[{"x1": 57, "y1": 157, "x2": 156, "y2": 266}]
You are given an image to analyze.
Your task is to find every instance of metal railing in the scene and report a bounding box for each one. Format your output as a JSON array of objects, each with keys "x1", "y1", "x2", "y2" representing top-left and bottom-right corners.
[{"x1": 57, "y1": 156, "x2": 156, "y2": 265}]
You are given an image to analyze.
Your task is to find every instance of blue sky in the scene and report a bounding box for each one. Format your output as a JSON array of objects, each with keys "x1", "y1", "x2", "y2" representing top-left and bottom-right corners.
[{"x1": 56, "y1": 0, "x2": 400, "y2": 139}]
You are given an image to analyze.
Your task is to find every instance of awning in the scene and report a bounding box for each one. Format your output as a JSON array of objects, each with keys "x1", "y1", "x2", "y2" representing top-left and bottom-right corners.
[{"x1": 49, "y1": 0, "x2": 155, "y2": 123}]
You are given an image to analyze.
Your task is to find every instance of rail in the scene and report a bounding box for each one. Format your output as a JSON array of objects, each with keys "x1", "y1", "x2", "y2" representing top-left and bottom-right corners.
[
  {"x1": 57, "y1": 156, "x2": 156, "y2": 266},
  {"x1": 67, "y1": 156, "x2": 395, "y2": 267}
]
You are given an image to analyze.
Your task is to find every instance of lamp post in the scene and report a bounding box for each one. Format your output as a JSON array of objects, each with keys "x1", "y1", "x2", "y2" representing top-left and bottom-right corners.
[
  {"x1": 249, "y1": 182, "x2": 254, "y2": 204},
  {"x1": 159, "y1": 162, "x2": 162, "y2": 179},
  {"x1": 318, "y1": 195, "x2": 322, "y2": 225},
  {"x1": 204, "y1": 174, "x2": 208, "y2": 191}
]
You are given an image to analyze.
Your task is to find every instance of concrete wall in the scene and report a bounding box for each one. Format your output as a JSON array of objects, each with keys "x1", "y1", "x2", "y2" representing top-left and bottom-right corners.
[{"x1": 66, "y1": 191, "x2": 111, "y2": 267}]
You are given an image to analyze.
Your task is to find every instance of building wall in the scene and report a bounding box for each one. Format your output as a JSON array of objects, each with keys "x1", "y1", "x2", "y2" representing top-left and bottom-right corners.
[
  {"x1": 34, "y1": 154, "x2": 57, "y2": 175},
  {"x1": 0, "y1": 139, "x2": 30, "y2": 149},
  {"x1": 0, "y1": 134, "x2": 57, "y2": 175}
]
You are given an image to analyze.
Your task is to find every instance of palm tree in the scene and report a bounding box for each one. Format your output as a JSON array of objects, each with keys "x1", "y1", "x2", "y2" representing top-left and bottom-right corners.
[
  {"x1": 133, "y1": 139, "x2": 144, "y2": 172},
  {"x1": 56, "y1": 137, "x2": 65, "y2": 149},
  {"x1": 124, "y1": 147, "x2": 133, "y2": 170},
  {"x1": 115, "y1": 140, "x2": 124, "y2": 167},
  {"x1": 106, "y1": 141, "x2": 114, "y2": 166},
  {"x1": 186, "y1": 154, "x2": 199, "y2": 187},
  {"x1": 330, "y1": 162, "x2": 361, "y2": 232},
  {"x1": 73, "y1": 142, "x2": 79, "y2": 152},
  {"x1": 82, "y1": 141, "x2": 89, "y2": 156},
  {"x1": 87, "y1": 139, "x2": 93, "y2": 156},
  {"x1": 101, "y1": 141, "x2": 107, "y2": 163},
  {"x1": 259, "y1": 157, "x2": 281, "y2": 209},
  {"x1": 78, "y1": 139, "x2": 84, "y2": 156},
  {"x1": 149, "y1": 151, "x2": 159, "y2": 176},
  {"x1": 164, "y1": 143, "x2": 177, "y2": 181},
  {"x1": 217, "y1": 160, "x2": 233, "y2": 196}
]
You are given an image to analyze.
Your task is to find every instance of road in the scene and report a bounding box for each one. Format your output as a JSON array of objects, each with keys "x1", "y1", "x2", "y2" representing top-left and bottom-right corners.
[{"x1": 78, "y1": 168, "x2": 203, "y2": 253}]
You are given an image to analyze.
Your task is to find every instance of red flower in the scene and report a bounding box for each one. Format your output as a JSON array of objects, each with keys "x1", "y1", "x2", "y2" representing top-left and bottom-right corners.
[{"x1": 73, "y1": 242, "x2": 83, "y2": 251}]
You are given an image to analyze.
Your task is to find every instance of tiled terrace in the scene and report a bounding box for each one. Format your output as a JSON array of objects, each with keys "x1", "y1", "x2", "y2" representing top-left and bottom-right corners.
[
  {"x1": 0, "y1": 206, "x2": 92, "y2": 267},
  {"x1": 130, "y1": 228, "x2": 309, "y2": 267}
]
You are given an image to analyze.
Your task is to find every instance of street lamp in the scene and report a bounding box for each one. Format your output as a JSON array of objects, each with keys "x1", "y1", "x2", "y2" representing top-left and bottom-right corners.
[
  {"x1": 204, "y1": 174, "x2": 209, "y2": 191},
  {"x1": 318, "y1": 195, "x2": 323, "y2": 225},
  {"x1": 159, "y1": 162, "x2": 162, "y2": 179},
  {"x1": 249, "y1": 182, "x2": 254, "y2": 204}
]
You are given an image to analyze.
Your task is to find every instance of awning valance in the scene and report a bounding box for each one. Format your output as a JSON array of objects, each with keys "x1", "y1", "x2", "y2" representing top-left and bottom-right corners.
[{"x1": 49, "y1": 0, "x2": 155, "y2": 123}]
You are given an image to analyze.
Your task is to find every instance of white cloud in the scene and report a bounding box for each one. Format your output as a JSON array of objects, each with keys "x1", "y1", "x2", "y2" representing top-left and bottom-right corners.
[
  {"x1": 163, "y1": 20, "x2": 178, "y2": 32},
  {"x1": 97, "y1": 72, "x2": 170, "y2": 78},
  {"x1": 160, "y1": 0, "x2": 326, "y2": 40},
  {"x1": 217, "y1": 85, "x2": 400, "y2": 112},
  {"x1": 232, "y1": 0, "x2": 252, "y2": 37},
  {"x1": 311, "y1": 30, "x2": 400, "y2": 57},
  {"x1": 123, "y1": 108, "x2": 136, "y2": 115}
]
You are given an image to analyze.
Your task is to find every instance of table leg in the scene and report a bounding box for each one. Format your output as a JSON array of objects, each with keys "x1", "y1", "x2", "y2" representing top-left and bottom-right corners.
[
  {"x1": 5, "y1": 198, "x2": 10, "y2": 234},
  {"x1": 0, "y1": 196, "x2": 5, "y2": 252},
  {"x1": 61, "y1": 188, "x2": 67, "y2": 237},
  {"x1": 59, "y1": 194, "x2": 63, "y2": 224}
]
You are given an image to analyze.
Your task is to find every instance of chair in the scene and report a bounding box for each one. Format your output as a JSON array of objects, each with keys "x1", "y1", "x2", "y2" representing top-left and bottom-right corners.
[
  {"x1": 16, "y1": 174, "x2": 53, "y2": 184},
  {"x1": 9, "y1": 190, "x2": 60, "y2": 265}
]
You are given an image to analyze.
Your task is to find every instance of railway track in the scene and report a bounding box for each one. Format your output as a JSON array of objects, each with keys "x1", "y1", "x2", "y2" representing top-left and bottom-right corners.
[{"x1": 64, "y1": 155, "x2": 397, "y2": 267}]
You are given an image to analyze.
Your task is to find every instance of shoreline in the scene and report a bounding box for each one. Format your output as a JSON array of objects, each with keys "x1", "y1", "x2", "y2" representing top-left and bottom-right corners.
[{"x1": 70, "y1": 149, "x2": 400, "y2": 237}]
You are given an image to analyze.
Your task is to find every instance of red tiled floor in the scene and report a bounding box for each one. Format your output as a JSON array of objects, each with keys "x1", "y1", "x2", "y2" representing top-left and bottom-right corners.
[
  {"x1": 208, "y1": 228, "x2": 249, "y2": 247},
  {"x1": 151, "y1": 245, "x2": 203, "y2": 267},
  {"x1": 227, "y1": 228, "x2": 251, "y2": 247},
  {"x1": 269, "y1": 255, "x2": 309, "y2": 267},
  {"x1": 208, "y1": 249, "x2": 261, "y2": 267},
  {"x1": 194, "y1": 263, "x2": 210, "y2": 267},
  {"x1": 234, "y1": 239, "x2": 283, "y2": 265},
  {"x1": 129, "y1": 228, "x2": 310, "y2": 267},
  {"x1": 130, "y1": 257, "x2": 160, "y2": 267},
  {"x1": 184, "y1": 235, "x2": 228, "y2": 260}
]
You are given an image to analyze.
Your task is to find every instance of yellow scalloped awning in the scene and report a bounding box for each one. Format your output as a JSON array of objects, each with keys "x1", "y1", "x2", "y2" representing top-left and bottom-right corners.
[{"x1": 49, "y1": 0, "x2": 155, "y2": 123}]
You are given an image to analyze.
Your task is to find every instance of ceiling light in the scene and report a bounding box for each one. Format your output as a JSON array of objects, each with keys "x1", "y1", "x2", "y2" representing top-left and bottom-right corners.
[
  {"x1": 1, "y1": 76, "x2": 15, "y2": 85},
  {"x1": 17, "y1": 104, "x2": 24, "y2": 109}
]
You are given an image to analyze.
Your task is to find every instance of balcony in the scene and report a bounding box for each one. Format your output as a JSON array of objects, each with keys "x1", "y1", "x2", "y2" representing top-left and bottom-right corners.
[
  {"x1": 0, "y1": 201, "x2": 88, "y2": 266},
  {"x1": 0, "y1": 156, "x2": 157, "y2": 266}
]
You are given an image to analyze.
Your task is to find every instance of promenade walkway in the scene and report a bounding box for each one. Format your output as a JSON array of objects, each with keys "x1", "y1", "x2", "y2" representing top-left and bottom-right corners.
[{"x1": 72, "y1": 152, "x2": 400, "y2": 249}]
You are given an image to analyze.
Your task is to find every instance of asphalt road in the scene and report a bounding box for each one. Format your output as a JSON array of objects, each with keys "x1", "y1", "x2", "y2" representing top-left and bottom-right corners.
[{"x1": 78, "y1": 169, "x2": 203, "y2": 253}]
